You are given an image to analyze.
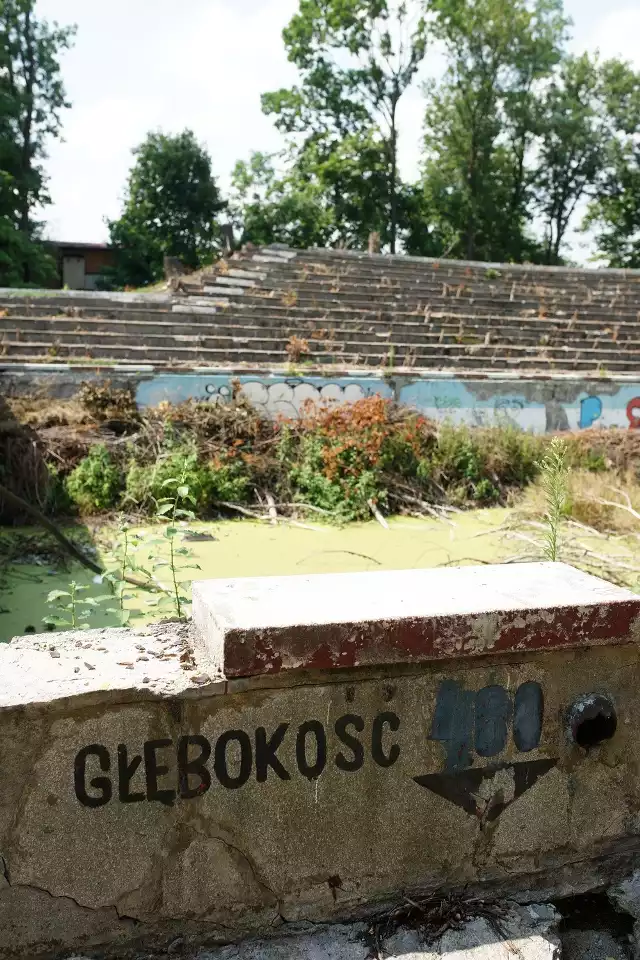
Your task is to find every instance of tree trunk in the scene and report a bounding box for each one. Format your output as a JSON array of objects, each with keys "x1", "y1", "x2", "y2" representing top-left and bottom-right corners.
[
  {"x1": 19, "y1": 4, "x2": 35, "y2": 283},
  {"x1": 465, "y1": 133, "x2": 478, "y2": 260},
  {"x1": 553, "y1": 220, "x2": 563, "y2": 265},
  {"x1": 389, "y1": 94, "x2": 398, "y2": 255},
  {"x1": 0, "y1": 481, "x2": 159, "y2": 592}
]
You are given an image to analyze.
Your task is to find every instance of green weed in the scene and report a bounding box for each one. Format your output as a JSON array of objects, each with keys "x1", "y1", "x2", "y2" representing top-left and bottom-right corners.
[
  {"x1": 65, "y1": 445, "x2": 123, "y2": 513},
  {"x1": 538, "y1": 436, "x2": 569, "y2": 562},
  {"x1": 44, "y1": 581, "x2": 104, "y2": 630}
]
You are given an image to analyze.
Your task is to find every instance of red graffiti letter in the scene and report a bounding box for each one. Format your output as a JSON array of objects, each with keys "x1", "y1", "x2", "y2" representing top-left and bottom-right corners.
[{"x1": 627, "y1": 398, "x2": 640, "y2": 429}]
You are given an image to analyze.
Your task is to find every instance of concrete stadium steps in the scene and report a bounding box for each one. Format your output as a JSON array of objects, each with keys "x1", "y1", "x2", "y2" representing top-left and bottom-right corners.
[
  {"x1": 2, "y1": 314, "x2": 640, "y2": 351},
  {"x1": 6, "y1": 296, "x2": 640, "y2": 326},
  {"x1": 207, "y1": 252, "x2": 640, "y2": 299},
  {"x1": 185, "y1": 269, "x2": 640, "y2": 305},
  {"x1": 2, "y1": 244, "x2": 640, "y2": 372},
  {"x1": 0, "y1": 334, "x2": 640, "y2": 372}
]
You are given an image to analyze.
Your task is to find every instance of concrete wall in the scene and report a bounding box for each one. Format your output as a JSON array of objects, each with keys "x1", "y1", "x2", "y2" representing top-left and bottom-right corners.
[
  {"x1": 1, "y1": 563, "x2": 640, "y2": 958},
  {"x1": 136, "y1": 371, "x2": 640, "y2": 431},
  {"x1": 3, "y1": 364, "x2": 640, "y2": 432}
]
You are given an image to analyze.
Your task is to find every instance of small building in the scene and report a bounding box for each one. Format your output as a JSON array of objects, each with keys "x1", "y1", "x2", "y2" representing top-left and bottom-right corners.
[{"x1": 45, "y1": 241, "x2": 117, "y2": 290}]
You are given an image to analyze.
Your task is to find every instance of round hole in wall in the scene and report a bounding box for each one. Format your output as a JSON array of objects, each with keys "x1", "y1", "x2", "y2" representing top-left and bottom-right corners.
[{"x1": 567, "y1": 695, "x2": 617, "y2": 749}]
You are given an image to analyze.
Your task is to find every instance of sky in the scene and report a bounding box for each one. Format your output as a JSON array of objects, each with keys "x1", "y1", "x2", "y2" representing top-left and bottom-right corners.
[{"x1": 37, "y1": 0, "x2": 640, "y2": 257}]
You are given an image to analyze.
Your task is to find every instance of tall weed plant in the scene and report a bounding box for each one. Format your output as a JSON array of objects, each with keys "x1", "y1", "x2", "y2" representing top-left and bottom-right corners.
[{"x1": 538, "y1": 437, "x2": 569, "y2": 562}]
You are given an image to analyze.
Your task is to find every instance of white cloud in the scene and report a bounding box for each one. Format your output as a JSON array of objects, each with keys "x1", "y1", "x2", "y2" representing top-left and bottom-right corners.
[
  {"x1": 37, "y1": 0, "x2": 299, "y2": 241},
  {"x1": 579, "y1": 6, "x2": 640, "y2": 65}
]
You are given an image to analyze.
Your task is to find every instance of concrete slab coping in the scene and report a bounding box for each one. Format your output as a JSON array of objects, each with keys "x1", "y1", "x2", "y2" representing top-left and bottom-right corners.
[{"x1": 192, "y1": 562, "x2": 640, "y2": 678}]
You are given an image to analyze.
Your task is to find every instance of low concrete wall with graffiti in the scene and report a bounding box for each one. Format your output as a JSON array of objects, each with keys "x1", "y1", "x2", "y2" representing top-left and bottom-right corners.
[
  {"x1": 136, "y1": 371, "x2": 640, "y2": 432},
  {"x1": 3, "y1": 365, "x2": 640, "y2": 432}
]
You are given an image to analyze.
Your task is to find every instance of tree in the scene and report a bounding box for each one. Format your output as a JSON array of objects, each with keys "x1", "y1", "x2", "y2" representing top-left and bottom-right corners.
[
  {"x1": 262, "y1": 0, "x2": 429, "y2": 252},
  {"x1": 0, "y1": 0, "x2": 74, "y2": 285},
  {"x1": 230, "y1": 131, "x2": 393, "y2": 249},
  {"x1": 582, "y1": 60, "x2": 640, "y2": 268},
  {"x1": 417, "y1": 0, "x2": 567, "y2": 263},
  {"x1": 535, "y1": 54, "x2": 613, "y2": 264},
  {"x1": 106, "y1": 130, "x2": 226, "y2": 289}
]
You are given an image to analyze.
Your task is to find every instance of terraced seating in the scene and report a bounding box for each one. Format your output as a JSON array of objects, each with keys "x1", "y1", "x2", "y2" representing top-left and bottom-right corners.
[{"x1": 1, "y1": 245, "x2": 640, "y2": 374}]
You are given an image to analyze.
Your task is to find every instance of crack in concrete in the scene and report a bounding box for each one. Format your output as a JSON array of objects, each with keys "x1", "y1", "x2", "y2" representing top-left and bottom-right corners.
[{"x1": 0, "y1": 870, "x2": 130, "y2": 923}]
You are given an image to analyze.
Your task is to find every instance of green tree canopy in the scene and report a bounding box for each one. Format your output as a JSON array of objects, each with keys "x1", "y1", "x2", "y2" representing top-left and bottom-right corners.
[
  {"x1": 414, "y1": 0, "x2": 567, "y2": 263},
  {"x1": 0, "y1": 0, "x2": 74, "y2": 286},
  {"x1": 260, "y1": 0, "x2": 429, "y2": 252},
  {"x1": 582, "y1": 60, "x2": 640, "y2": 267},
  {"x1": 534, "y1": 53, "x2": 629, "y2": 264},
  {"x1": 106, "y1": 130, "x2": 226, "y2": 289},
  {"x1": 230, "y1": 130, "x2": 394, "y2": 249}
]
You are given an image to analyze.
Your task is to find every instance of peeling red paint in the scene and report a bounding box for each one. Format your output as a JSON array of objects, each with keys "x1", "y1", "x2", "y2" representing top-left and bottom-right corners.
[{"x1": 221, "y1": 598, "x2": 640, "y2": 678}]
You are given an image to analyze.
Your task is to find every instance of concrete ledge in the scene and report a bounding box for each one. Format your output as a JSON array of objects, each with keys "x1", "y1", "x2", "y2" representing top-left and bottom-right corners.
[
  {"x1": 192, "y1": 563, "x2": 640, "y2": 678},
  {"x1": 2, "y1": 563, "x2": 640, "y2": 958}
]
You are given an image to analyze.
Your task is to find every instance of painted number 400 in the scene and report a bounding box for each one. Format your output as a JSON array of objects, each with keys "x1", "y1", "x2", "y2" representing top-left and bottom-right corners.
[{"x1": 430, "y1": 680, "x2": 544, "y2": 771}]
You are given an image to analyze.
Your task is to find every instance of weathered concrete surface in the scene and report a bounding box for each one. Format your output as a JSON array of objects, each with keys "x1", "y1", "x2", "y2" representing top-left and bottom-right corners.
[
  {"x1": 1, "y1": 565, "x2": 640, "y2": 957},
  {"x1": 0, "y1": 621, "x2": 223, "y2": 710},
  {"x1": 561, "y1": 929, "x2": 630, "y2": 960},
  {"x1": 192, "y1": 563, "x2": 640, "y2": 677},
  {"x1": 3, "y1": 364, "x2": 640, "y2": 433},
  {"x1": 1, "y1": 642, "x2": 639, "y2": 955}
]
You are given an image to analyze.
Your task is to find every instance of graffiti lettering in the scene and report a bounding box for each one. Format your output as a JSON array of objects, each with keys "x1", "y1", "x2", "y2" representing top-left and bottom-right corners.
[
  {"x1": 627, "y1": 397, "x2": 640, "y2": 430},
  {"x1": 495, "y1": 398, "x2": 525, "y2": 416},
  {"x1": 429, "y1": 680, "x2": 543, "y2": 771},
  {"x1": 135, "y1": 374, "x2": 640, "y2": 434},
  {"x1": 579, "y1": 395, "x2": 603, "y2": 429},
  {"x1": 434, "y1": 395, "x2": 461, "y2": 410}
]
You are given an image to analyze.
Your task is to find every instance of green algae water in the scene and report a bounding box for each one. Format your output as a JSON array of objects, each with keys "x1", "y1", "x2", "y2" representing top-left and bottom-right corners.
[
  {"x1": 1, "y1": 509, "x2": 636, "y2": 643},
  {"x1": 0, "y1": 511, "x2": 513, "y2": 642}
]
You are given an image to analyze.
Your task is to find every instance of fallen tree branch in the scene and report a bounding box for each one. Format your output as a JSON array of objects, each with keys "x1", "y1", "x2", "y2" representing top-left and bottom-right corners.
[
  {"x1": 0, "y1": 481, "x2": 105, "y2": 575},
  {"x1": 0, "y1": 482, "x2": 157, "y2": 592},
  {"x1": 265, "y1": 490, "x2": 278, "y2": 525},
  {"x1": 217, "y1": 501, "x2": 323, "y2": 531},
  {"x1": 368, "y1": 499, "x2": 389, "y2": 529},
  {"x1": 589, "y1": 494, "x2": 640, "y2": 523},
  {"x1": 296, "y1": 549, "x2": 381, "y2": 566}
]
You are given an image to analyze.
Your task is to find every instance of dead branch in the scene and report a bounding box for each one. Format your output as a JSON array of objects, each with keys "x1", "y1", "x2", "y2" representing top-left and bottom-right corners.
[
  {"x1": 368, "y1": 499, "x2": 389, "y2": 529},
  {"x1": 0, "y1": 482, "x2": 156, "y2": 591}
]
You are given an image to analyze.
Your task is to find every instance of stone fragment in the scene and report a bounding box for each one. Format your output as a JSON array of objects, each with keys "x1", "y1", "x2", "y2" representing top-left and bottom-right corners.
[
  {"x1": 561, "y1": 929, "x2": 630, "y2": 960},
  {"x1": 610, "y1": 871, "x2": 640, "y2": 920}
]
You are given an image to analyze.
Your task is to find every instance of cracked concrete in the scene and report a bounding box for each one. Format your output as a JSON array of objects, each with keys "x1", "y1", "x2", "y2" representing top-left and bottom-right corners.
[{"x1": 1, "y1": 566, "x2": 640, "y2": 957}]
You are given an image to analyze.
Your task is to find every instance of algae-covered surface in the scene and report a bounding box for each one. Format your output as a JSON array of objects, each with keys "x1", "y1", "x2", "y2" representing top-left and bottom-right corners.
[
  {"x1": 1, "y1": 508, "x2": 637, "y2": 643},
  {"x1": 0, "y1": 510, "x2": 512, "y2": 642}
]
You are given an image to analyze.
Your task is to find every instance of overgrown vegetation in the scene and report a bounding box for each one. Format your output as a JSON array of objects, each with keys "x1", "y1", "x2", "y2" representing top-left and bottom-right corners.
[
  {"x1": 65, "y1": 444, "x2": 123, "y2": 513},
  {"x1": 2, "y1": 386, "x2": 633, "y2": 527},
  {"x1": 40, "y1": 464, "x2": 202, "y2": 630}
]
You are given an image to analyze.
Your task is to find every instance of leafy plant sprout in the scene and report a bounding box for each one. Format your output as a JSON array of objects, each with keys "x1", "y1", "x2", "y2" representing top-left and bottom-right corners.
[
  {"x1": 538, "y1": 436, "x2": 569, "y2": 562},
  {"x1": 44, "y1": 581, "x2": 102, "y2": 630},
  {"x1": 143, "y1": 459, "x2": 201, "y2": 621}
]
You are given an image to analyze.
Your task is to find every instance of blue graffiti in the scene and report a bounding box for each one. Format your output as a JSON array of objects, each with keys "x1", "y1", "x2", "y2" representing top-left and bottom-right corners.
[{"x1": 579, "y1": 395, "x2": 603, "y2": 429}]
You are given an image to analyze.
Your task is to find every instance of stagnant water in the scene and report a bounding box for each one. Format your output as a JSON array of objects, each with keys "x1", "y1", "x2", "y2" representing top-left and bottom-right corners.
[{"x1": 0, "y1": 509, "x2": 635, "y2": 642}]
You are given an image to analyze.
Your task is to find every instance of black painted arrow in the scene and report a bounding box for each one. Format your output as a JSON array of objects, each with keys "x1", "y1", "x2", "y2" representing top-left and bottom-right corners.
[{"x1": 413, "y1": 758, "x2": 557, "y2": 822}]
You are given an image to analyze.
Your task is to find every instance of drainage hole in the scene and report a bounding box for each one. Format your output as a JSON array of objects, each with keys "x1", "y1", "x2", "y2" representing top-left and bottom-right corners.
[
  {"x1": 568, "y1": 695, "x2": 618, "y2": 749},
  {"x1": 574, "y1": 711, "x2": 617, "y2": 748}
]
